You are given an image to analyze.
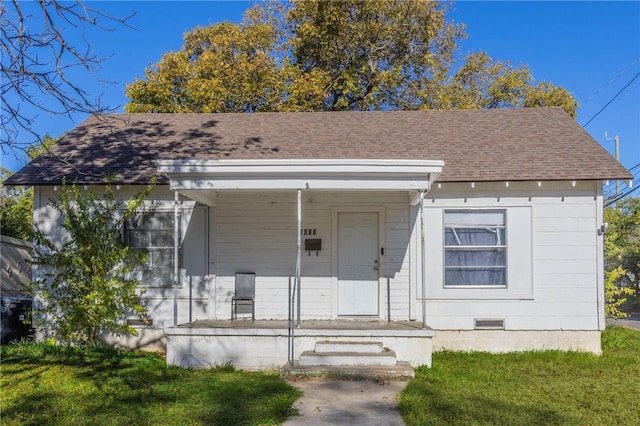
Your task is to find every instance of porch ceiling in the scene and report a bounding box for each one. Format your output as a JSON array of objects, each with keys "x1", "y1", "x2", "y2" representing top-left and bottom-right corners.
[{"x1": 157, "y1": 159, "x2": 444, "y2": 193}]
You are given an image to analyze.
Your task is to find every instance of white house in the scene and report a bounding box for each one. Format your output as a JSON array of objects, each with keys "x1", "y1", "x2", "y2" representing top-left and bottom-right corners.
[{"x1": 6, "y1": 108, "x2": 631, "y2": 373}]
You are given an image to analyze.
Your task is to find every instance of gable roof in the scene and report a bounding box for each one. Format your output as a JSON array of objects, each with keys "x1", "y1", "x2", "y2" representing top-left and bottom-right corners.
[{"x1": 5, "y1": 107, "x2": 631, "y2": 186}]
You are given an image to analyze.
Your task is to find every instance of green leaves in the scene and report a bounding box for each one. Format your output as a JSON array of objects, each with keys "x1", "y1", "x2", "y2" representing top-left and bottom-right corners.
[
  {"x1": 604, "y1": 197, "x2": 640, "y2": 317},
  {"x1": 31, "y1": 179, "x2": 155, "y2": 345},
  {"x1": 125, "y1": 0, "x2": 577, "y2": 115},
  {"x1": 126, "y1": 22, "x2": 286, "y2": 113},
  {"x1": 1, "y1": 135, "x2": 58, "y2": 240}
]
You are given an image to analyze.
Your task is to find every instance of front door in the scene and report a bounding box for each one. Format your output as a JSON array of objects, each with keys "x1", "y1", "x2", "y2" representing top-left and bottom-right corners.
[{"x1": 337, "y1": 212, "x2": 379, "y2": 316}]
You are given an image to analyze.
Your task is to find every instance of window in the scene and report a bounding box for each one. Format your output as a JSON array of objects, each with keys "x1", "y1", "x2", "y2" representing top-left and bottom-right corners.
[
  {"x1": 125, "y1": 211, "x2": 176, "y2": 287},
  {"x1": 444, "y1": 210, "x2": 506, "y2": 287}
]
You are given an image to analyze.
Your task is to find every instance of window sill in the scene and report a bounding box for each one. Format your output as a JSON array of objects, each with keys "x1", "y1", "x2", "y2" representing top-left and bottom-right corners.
[
  {"x1": 425, "y1": 292, "x2": 534, "y2": 301},
  {"x1": 443, "y1": 285, "x2": 508, "y2": 290}
]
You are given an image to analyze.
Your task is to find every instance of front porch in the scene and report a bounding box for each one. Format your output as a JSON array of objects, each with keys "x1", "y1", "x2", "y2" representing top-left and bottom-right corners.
[{"x1": 165, "y1": 319, "x2": 434, "y2": 371}]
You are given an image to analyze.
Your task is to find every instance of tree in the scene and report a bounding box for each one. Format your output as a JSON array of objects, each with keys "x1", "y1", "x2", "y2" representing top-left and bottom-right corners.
[
  {"x1": 604, "y1": 198, "x2": 640, "y2": 317},
  {"x1": 31, "y1": 179, "x2": 154, "y2": 344},
  {"x1": 0, "y1": 168, "x2": 34, "y2": 240},
  {"x1": 1, "y1": 135, "x2": 58, "y2": 240},
  {"x1": 438, "y1": 51, "x2": 576, "y2": 114},
  {"x1": 126, "y1": 0, "x2": 577, "y2": 116},
  {"x1": 126, "y1": 22, "x2": 288, "y2": 113},
  {"x1": 1, "y1": 1, "x2": 133, "y2": 153}
]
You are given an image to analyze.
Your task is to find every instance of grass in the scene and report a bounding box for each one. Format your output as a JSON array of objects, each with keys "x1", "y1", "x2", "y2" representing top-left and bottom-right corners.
[
  {"x1": 0, "y1": 343, "x2": 301, "y2": 426},
  {"x1": 2, "y1": 328, "x2": 639, "y2": 425},
  {"x1": 399, "y1": 326, "x2": 640, "y2": 425}
]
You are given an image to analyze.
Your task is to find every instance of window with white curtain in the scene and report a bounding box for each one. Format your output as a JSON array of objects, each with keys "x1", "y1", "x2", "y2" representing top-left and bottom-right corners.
[
  {"x1": 125, "y1": 211, "x2": 176, "y2": 287},
  {"x1": 444, "y1": 210, "x2": 507, "y2": 287}
]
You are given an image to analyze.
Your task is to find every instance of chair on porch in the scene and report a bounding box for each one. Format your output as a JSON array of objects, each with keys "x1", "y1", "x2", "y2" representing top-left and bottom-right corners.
[{"x1": 231, "y1": 273, "x2": 255, "y2": 320}]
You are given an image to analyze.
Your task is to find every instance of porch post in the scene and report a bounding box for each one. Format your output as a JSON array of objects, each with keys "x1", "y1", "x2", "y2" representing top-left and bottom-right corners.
[
  {"x1": 420, "y1": 191, "x2": 427, "y2": 327},
  {"x1": 173, "y1": 190, "x2": 180, "y2": 326},
  {"x1": 288, "y1": 190, "x2": 302, "y2": 364},
  {"x1": 296, "y1": 189, "x2": 302, "y2": 326}
]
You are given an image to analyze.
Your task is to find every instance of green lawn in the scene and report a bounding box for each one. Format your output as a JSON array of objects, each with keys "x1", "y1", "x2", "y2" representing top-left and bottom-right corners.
[
  {"x1": 0, "y1": 344, "x2": 300, "y2": 426},
  {"x1": 399, "y1": 326, "x2": 640, "y2": 425},
  {"x1": 2, "y1": 328, "x2": 639, "y2": 425}
]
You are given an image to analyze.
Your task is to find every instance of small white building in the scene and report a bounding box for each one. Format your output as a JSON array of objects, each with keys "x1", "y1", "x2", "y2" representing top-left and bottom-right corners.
[{"x1": 6, "y1": 108, "x2": 631, "y2": 371}]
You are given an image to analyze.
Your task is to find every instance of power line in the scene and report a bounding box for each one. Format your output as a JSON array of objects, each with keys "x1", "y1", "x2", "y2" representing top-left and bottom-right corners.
[
  {"x1": 582, "y1": 71, "x2": 640, "y2": 128},
  {"x1": 605, "y1": 184, "x2": 640, "y2": 207},
  {"x1": 604, "y1": 161, "x2": 640, "y2": 206},
  {"x1": 581, "y1": 57, "x2": 640, "y2": 105}
]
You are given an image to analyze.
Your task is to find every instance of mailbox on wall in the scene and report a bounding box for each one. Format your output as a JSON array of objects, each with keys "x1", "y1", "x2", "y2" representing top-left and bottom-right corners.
[{"x1": 304, "y1": 238, "x2": 321, "y2": 255}]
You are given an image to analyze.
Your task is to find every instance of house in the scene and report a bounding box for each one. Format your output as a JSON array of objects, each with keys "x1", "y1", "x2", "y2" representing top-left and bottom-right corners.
[{"x1": 5, "y1": 108, "x2": 632, "y2": 371}]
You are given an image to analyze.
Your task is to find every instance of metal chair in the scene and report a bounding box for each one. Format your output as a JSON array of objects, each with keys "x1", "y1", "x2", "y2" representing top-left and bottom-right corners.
[{"x1": 231, "y1": 273, "x2": 255, "y2": 320}]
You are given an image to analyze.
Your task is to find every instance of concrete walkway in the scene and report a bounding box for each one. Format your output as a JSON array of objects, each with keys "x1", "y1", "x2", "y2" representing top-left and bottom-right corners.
[
  {"x1": 606, "y1": 313, "x2": 640, "y2": 330},
  {"x1": 284, "y1": 379, "x2": 407, "y2": 426}
]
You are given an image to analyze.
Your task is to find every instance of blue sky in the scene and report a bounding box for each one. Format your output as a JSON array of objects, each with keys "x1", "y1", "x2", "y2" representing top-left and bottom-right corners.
[{"x1": 3, "y1": 1, "x2": 639, "y2": 177}]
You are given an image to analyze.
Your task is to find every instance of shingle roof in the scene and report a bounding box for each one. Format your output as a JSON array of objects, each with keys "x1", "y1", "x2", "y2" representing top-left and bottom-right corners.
[{"x1": 5, "y1": 107, "x2": 631, "y2": 186}]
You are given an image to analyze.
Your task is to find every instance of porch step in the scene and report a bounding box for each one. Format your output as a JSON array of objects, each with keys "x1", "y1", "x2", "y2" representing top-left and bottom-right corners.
[
  {"x1": 281, "y1": 361, "x2": 415, "y2": 380},
  {"x1": 298, "y1": 350, "x2": 398, "y2": 366},
  {"x1": 314, "y1": 340, "x2": 384, "y2": 354},
  {"x1": 299, "y1": 340, "x2": 397, "y2": 367}
]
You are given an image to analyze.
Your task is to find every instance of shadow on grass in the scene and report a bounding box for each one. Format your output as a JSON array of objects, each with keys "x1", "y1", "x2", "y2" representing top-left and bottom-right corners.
[
  {"x1": 399, "y1": 378, "x2": 567, "y2": 425},
  {"x1": 399, "y1": 327, "x2": 640, "y2": 426},
  {"x1": 1, "y1": 343, "x2": 301, "y2": 426}
]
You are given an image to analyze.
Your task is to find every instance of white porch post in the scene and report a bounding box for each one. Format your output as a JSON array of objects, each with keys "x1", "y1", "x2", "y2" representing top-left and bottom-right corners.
[
  {"x1": 173, "y1": 190, "x2": 180, "y2": 326},
  {"x1": 420, "y1": 191, "x2": 427, "y2": 327},
  {"x1": 288, "y1": 190, "x2": 302, "y2": 364},
  {"x1": 296, "y1": 189, "x2": 302, "y2": 325}
]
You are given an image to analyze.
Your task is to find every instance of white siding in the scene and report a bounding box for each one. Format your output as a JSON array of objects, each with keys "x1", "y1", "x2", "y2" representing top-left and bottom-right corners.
[
  {"x1": 213, "y1": 191, "x2": 411, "y2": 320},
  {"x1": 33, "y1": 179, "x2": 605, "y2": 339},
  {"x1": 422, "y1": 181, "x2": 603, "y2": 332}
]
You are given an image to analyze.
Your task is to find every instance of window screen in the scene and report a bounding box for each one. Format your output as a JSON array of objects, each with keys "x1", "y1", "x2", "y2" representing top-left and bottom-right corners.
[
  {"x1": 125, "y1": 211, "x2": 175, "y2": 287},
  {"x1": 444, "y1": 210, "x2": 506, "y2": 287}
]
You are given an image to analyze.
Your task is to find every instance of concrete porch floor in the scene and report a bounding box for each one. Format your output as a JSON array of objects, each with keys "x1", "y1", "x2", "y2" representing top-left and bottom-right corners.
[{"x1": 172, "y1": 318, "x2": 432, "y2": 331}]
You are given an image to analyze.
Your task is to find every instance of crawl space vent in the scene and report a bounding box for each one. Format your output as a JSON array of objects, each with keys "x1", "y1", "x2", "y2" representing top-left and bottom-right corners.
[{"x1": 474, "y1": 318, "x2": 505, "y2": 330}]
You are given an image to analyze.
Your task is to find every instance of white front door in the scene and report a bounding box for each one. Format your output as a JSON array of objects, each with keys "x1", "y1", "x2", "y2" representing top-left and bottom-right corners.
[{"x1": 338, "y1": 212, "x2": 379, "y2": 316}]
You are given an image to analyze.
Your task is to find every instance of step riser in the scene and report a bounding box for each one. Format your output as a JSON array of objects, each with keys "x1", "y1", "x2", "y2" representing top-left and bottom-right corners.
[
  {"x1": 298, "y1": 353, "x2": 397, "y2": 367},
  {"x1": 281, "y1": 361, "x2": 415, "y2": 380},
  {"x1": 315, "y1": 341, "x2": 383, "y2": 354}
]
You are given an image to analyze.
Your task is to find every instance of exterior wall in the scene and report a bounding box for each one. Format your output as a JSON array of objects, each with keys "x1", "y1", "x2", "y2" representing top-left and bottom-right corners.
[
  {"x1": 33, "y1": 186, "x2": 415, "y2": 326},
  {"x1": 33, "y1": 180, "x2": 606, "y2": 356},
  {"x1": 165, "y1": 325, "x2": 434, "y2": 369},
  {"x1": 419, "y1": 181, "x2": 604, "y2": 351},
  {"x1": 432, "y1": 330, "x2": 602, "y2": 354},
  {"x1": 212, "y1": 191, "x2": 412, "y2": 321}
]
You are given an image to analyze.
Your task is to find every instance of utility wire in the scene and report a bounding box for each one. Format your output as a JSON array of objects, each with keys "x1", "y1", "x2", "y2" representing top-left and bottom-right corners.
[
  {"x1": 582, "y1": 72, "x2": 640, "y2": 128},
  {"x1": 604, "y1": 161, "x2": 640, "y2": 206},
  {"x1": 605, "y1": 184, "x2": 640, "y2": 207},
  {"x1": 581, "y1": 57, "x2": 640, "y2": 105}
]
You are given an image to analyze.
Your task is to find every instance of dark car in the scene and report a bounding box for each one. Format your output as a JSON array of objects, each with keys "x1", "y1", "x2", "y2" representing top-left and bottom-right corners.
[{"x1": 0, "y1": 296, "x2": 34, "y2": 344}]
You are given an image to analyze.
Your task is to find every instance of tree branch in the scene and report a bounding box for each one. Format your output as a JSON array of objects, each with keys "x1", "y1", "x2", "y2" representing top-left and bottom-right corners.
[{"x1": 1, "y1": 0, "x2": 135, "y2": 155}]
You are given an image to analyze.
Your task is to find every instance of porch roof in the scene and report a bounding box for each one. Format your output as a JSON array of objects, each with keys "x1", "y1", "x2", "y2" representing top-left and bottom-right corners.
[{"x1": 157, "y1": 158, "x2": 443, "y2": 195}]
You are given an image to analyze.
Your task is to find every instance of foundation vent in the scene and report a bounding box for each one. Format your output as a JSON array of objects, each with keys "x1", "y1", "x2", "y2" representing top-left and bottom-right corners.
[{"x1": 474, "y1": 318, "x2": 505, "y2": 330}]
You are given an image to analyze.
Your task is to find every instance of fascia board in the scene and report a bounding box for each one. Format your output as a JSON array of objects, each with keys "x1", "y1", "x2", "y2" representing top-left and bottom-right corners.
[
  {"x1": 156, "y1": 158, "x2": 444, "y2": 176},
  {"x1": 169, "y1": 177, "x2": 433, "y2": 191}
]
